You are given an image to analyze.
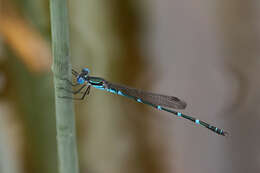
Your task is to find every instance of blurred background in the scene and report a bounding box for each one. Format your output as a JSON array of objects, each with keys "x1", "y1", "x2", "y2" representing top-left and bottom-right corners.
[{"x1": 1, "y1": 0, "x2": 260, "y2": 173}]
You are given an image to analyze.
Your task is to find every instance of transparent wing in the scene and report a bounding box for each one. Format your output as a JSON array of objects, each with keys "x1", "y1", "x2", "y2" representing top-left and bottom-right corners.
[{"x1": 108, "y1": 82, "x2": 187, "y2": 109}]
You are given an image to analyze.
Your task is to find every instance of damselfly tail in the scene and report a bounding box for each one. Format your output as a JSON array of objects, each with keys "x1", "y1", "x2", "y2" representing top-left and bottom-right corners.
[
  {"x1": 135, "y1": 98, "x2": 228, "y2": 136},
  {"x1": 159, "y1": 106, "x2": 228, "y2": 136}
]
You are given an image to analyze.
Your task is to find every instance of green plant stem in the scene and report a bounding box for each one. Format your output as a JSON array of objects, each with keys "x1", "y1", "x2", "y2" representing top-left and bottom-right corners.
[{"x1": 50, "y1": 1, "x2": 79, "y2": 173}]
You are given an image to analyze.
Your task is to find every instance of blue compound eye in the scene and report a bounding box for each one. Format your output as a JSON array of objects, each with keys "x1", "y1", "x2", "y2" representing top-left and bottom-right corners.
[
  {"x1": 77, "y1": 77, "x2": 85, "y2": 84},
  {"x1": 83, "y1": 68, "x2": 89, "y2": 73}
]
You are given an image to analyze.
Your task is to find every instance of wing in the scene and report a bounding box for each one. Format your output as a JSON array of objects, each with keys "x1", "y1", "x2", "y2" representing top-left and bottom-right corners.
[{"x1": 107, "y1": 82, "x2": 187, "y2": 109}]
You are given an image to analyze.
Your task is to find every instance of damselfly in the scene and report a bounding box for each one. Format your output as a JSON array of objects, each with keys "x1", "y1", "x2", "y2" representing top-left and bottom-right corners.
[{"x1": 62, "y1": 68, "x2": 228, "y2": 136}]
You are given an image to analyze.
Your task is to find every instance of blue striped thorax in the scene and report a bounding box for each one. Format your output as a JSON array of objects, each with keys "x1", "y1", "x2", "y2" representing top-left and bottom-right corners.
[{"x1": 89, "y1": 78, "x2": 103, "y2": 85}]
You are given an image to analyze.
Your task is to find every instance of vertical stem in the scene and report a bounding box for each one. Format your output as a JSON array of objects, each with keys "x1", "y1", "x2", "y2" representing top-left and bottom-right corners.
[{"x1": 50, "y1": 1, "x2": 79, "y2": 173}]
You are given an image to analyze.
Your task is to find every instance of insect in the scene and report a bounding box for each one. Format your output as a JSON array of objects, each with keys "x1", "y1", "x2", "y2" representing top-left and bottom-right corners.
[{"x1": 61, "y1": 68, "x2": 228, "y2": 136}]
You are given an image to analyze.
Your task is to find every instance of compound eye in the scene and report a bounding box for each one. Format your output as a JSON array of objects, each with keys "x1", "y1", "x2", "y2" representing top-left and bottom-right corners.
[
  {"x1": 77, "y1": 77, "x2": 85, "y2": 84},
  {"x1": 83, "y1": 68, "x2": 89, "y2": 73}
]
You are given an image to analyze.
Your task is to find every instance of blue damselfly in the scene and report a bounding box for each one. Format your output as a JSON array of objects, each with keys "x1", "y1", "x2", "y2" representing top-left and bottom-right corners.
[{"x1": 62, "y1": 68, "x2": 228, "y2": 136}]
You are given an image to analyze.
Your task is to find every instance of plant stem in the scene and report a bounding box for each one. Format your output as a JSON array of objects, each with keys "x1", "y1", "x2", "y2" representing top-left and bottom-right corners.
[{"x1": 50, "y1": 1, "x2": 79, "y2": 173}]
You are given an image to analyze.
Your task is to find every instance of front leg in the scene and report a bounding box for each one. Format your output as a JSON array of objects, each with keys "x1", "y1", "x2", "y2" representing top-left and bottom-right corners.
[
  {"x1": 66, "y1": 79, "x2": 79, "y2": 86},
  {"x1": 60, "y1": 77, "x2": 79, "y2": 86},
  {"x1": 59, "y1": 85, "x2": 91, "y2": 100},
  {"x1": 58, "y1": 84, "x2": 86, "y2": 94}
]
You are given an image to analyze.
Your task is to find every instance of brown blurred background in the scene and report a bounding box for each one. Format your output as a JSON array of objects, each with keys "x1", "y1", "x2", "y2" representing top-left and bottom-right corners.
[{"x1": 0, "y1": 0, "x2": 259, "y2": 173}]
